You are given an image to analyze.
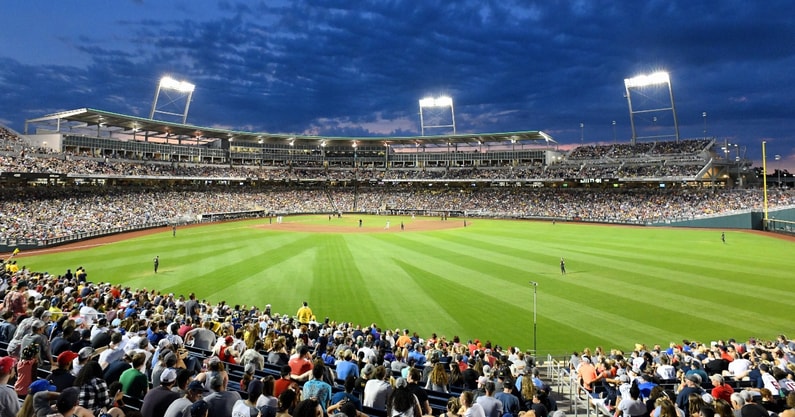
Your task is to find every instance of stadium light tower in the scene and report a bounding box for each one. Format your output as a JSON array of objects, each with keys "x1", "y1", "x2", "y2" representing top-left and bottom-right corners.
[
  {"x1": 419, "y1": 96, "x2": 456, "y2": 136},
  {"x1": 150, "y1": 76, "x2": 195, "y2": 124},
  {"x1": 624, "y1": 71, "x2": 680, "y2": 145}
]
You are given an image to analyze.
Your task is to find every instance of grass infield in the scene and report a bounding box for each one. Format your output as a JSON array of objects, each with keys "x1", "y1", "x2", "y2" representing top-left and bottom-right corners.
[{"x1": 18, "y1": 215, "x2": 795, "y2": 356}]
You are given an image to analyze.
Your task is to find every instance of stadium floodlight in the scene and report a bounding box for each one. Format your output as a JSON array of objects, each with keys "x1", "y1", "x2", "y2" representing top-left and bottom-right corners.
[
  {"x1": 623, "y1": 71, "x2": 670, "y2": 88},
  {"x1": 150, "y1": 75, "x2": 195, "y2": 124},
  {"x1": 623, "y1": 70, "x2": 679, "y2": 144},
  {"x1": 419, "y1": 96, "x2": 456, "y2": 136},
  {"x1": 159, "y1": 76, "x2": 195, "y2": 92}
]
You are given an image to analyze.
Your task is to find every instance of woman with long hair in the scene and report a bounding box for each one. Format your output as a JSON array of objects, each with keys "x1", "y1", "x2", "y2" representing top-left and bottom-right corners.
[
  {"x1": 449, "y1": 362, "x2": 464, "y2": 389},
  {"x1": 688, "y1": 392, "x2": 706, "y2": 417},
  {"x1": 440, "y1": 397, "x2": 461, "y2": 417},
  {"x1": 74, "y1": 361, "x2": 110, "y2": 414},
  {"x1": 520, "y1": 375, "x2": 537, "y2": 409},
  {"x1": 258, "y1": 375, "x2": 279, "y2": 410},
  {"x1": 425, "y1": 362, "x2": 450, "y2": 393},
  {"x1": 387, "y1": 378, "x2": 421, "y2": 417}
]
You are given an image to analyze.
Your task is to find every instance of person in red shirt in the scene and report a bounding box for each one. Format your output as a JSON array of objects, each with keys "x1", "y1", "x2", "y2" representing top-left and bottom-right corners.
[
  {"x1": 274, "y1": 365, "x2": 299, "y2": 398},
  {"x1": 288, "y1": 345, "x2": 313, "y2": 381},
  {"x1": 710, "y1": 374, "x2": 734, "y2": 403}
]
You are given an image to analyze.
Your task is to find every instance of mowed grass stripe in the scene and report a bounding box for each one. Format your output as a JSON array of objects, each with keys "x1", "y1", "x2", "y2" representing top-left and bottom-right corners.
[{"x1": 336, "y1": 234, "x2": 439, "y2": 327}]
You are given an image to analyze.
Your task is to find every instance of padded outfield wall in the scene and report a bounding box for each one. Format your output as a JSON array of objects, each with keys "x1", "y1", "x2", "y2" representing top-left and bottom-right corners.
[{"x1": 653, "y1": 206, "x2": 795, "y2": 231}]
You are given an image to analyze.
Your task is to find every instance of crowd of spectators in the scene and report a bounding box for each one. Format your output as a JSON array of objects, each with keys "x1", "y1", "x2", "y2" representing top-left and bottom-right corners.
[
  {"x1": 572, "y1": 339, "x2": 795, "y2": 417},
  {"x1": 567, "y1": 140, "x2": 712, "y2": 160},
  {"x1": 0, "y1": 126, "x2": 718, "y2": 183},
  {"x1": 1, "y1": 185, "x2": 794, "y2": 242},
  {"x1": 0, "y1": 259, "x2": 794, "y2": 417}
]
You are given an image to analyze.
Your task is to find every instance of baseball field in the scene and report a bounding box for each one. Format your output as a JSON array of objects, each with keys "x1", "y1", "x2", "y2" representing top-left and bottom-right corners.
[{"x1": 14, "y1": 215, "x2": 795, "y2": 357}]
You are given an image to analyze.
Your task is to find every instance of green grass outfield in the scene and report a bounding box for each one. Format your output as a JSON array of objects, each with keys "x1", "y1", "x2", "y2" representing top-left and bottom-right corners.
[{"x1": 15, "y1": 215, "x2": 795, "y2": 356}]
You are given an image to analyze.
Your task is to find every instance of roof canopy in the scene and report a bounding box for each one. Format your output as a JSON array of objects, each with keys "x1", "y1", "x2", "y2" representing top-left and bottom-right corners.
[{"x1": 25, "y1": 108, "x2": 556, "y2": 148}]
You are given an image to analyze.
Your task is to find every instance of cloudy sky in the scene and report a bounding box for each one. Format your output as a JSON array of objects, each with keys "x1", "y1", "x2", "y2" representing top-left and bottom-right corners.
[{"x1": 1, "y1": 1, "x2": 793, "y2": 168}]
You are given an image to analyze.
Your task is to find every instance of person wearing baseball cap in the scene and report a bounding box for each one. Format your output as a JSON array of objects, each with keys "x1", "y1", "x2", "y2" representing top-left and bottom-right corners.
[
  {"x1": 0, "y1": 356, "x2": 19, "y2": 416},
  {"x1": 164, "y1": 380, "x2": 210, "y2": 417},
  {"x1": 49, "y1": 351, "x2": 79, "y2": 392},
  {"x1": 140, "y1": 367, "x2": 181, "y2": 417}
]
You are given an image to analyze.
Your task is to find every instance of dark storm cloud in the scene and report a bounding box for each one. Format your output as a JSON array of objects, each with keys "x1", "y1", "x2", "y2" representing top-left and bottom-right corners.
[{"x1": 0, "y1": 0, "x2": 794, "y2": 164}]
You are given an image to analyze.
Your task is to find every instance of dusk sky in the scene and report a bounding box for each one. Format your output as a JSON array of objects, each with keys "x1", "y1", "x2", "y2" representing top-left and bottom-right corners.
[{"x1": 1, "y1": 1, "x2": 793, "y2": 169}]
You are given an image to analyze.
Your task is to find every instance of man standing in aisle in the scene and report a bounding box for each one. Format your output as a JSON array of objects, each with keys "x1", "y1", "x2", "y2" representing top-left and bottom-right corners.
[{"x1": 297, "y1": 301, "x2": 313, "y2": 325}]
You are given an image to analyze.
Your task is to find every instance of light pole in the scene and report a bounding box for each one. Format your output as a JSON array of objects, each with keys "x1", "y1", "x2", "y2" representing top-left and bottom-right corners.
[
  {"x1": 529, "y1": 281, "x2": 538, "y2": 357},
  {"x1": 775, "y1": 155, "x2": 782, "y2": 188},
  {"x1": 702, "y1": 112, "x2": 707, "y2": 139},
  {"x1": 580, "y1": 123, "x2": 584, "y2": 144},
  {"x1": 612, "y1": 120, "x2": 617, "y2": 144}
]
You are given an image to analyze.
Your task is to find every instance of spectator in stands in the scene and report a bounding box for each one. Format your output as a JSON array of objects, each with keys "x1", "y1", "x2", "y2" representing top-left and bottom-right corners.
[
  {"x1": 449, "y1": 360, "x2": 465, "y2": 389},
  {"x1": 495, "y1": 378, "x2": 520, "y2": 417},
  {"x1": 726, "y1": 354, "x2": 752, "y2": 380},
  {"x1": 0, "y1": 356, "x2": 19, "y2": 417},
  {"x1": 140, "y1": 367, "x2": 181, "y2": 417},
  {"x1": 185, "y1": 321, "x2": 217, "y2": 351},
  {"x1": 98, "y1": 331, "x2": 125, "y2": 370},
  {"x1": 0, "y1": 311, "x2": 16, "y2": 343},
  {"x1": 459, "y1": 390, "x2": 486, "y2": 417},
  {"x1": 102, "y1": 351, "x2": 133, "y2": 386},
  {"x1": 426, "y1": 361, "x2": 450, "y2": 393},
  {"x1": 780, "y1": 393, "x2": 795, "y2": 417},
  {"x1": 386, "y1": 377, "x2": 422, "y2": 417},
  {"x1": 241, "y1": 339, "x2": 266, "y2": 371},
  {"x1": 74, "y1": 360, "x2": 110, "y2": 414},
  {"x1": 164, "y1": 380, "x2": 209, "y2": 417},
  {"x1": 363, "y1": 365, "x2": 392, "y2": 410},
  {"x1": 406, "y1": 368, "x2": 431, "y2": 415},
  {"x1": 676, "y1": 374, "x2": 705, "y2": 417},
  {"x1": 49, "y1": 351, "x2": 78, "y2": 391},
  {"x1": 616, "y1": 383, "x2": 647, "y2": 417},
  {"x1": 3, "y1": 280, "x2": 28, "y2": 321},
  {"x1": 303, "y1": 363, "x2": 333, "y2": 415},
  {"x1": 336, "y1": 349, "x2": 360, "y2": 382},
  {"x1": 32, "y1": 386, "x2": 94, "y2": 417},
  {"x1": 656, "y1": 355, "x2": 677, "y2": 381},
  {"x1": 268, "y1": 338, "x2": 290, "y2": 367},
  {"x1": 119, "y1": 351, "x2": 149, "y2": 400},
  {"x1": 277, "y1": 388, "x2": 299, "y2": 417},
  {"x1": 332, "y1": 376, "x2": 363, "y2": 411},
  {"x1": 233, "y1": 378, "x2": 263, "y2": 417},
  {"x1": 257, "y1": 375, "x2": 279, "y2": 413},
  {"x1": 204, "y1": 372, "x2": 242, "y2": 417},
  {"x1": 476, "y1": 381, "x2": 504, "y2": 417},
  {"x1": 274, "y1": 364, "x2": 297, "y2": 398},
  {"x1": 290, "y1": 345, "x2": 314, "y2": 382},
  {"x1": 297, "y1": 302, "x2": 313, "y2": 325},
  {"x1": 710, "y1": 375, "x2": 734, "y2": 403}
]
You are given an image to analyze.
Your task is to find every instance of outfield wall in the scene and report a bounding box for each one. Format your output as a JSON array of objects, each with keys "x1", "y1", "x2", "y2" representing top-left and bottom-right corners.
[{"x1": 653, "y1": 206, "x2": 795, "y2": 231}]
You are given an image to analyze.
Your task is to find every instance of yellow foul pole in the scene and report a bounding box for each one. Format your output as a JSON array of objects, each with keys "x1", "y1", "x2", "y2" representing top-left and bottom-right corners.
[{"x1": 762, "y1": 141, "x2": 769, "y2": 226}]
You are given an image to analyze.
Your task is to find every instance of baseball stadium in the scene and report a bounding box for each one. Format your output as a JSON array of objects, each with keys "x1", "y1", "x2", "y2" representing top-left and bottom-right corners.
[{"x1": 1, "y1": 79, "x2": 795, "y2": 417}]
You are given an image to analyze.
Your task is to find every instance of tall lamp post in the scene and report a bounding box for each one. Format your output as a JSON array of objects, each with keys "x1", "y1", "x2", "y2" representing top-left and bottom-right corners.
[
  {"x1": 703, "y1": 112, "x2": 707, "y2": 139},
  {"x1": 775, "y1": 155, "x2": 782, "y2": 188},
  {"x1": 579, "y1": 123, "x2": 584, "y2": 144},
  {"x1": 529, "y1": 281, "x2": 538, "y2": 357},
  {"x1": 612, "y1": 120, "x2": 617, "y2": 144}
]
